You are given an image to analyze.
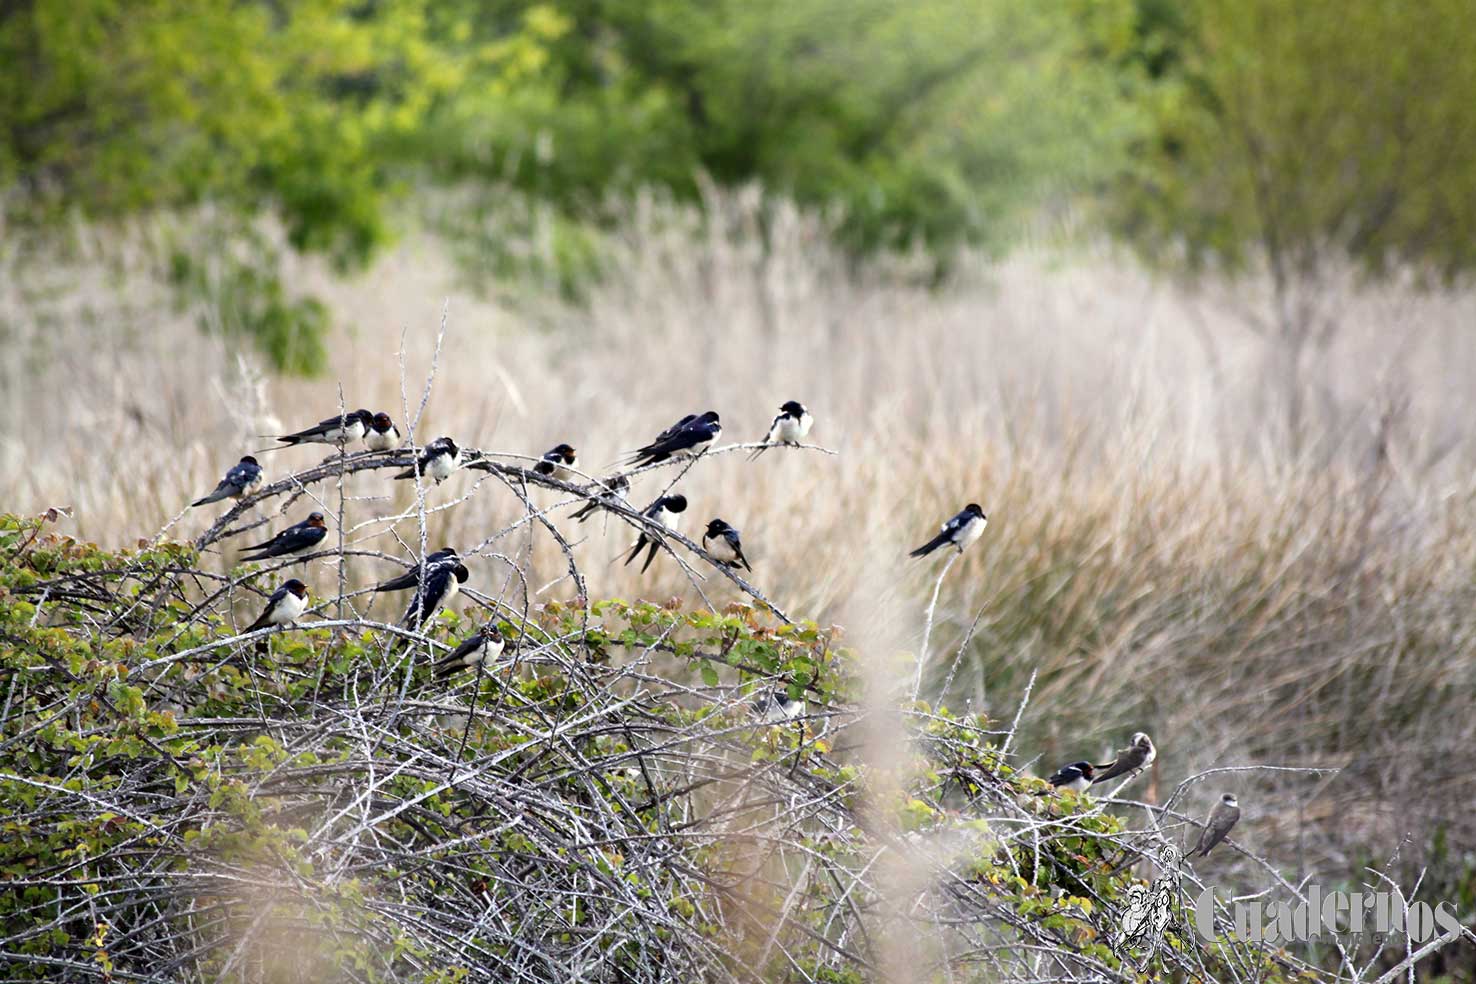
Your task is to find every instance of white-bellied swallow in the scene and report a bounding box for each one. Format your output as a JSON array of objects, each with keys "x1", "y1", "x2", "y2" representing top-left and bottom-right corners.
[
  {"x1": 364, "y1": 412, "x2": 400, "y2": 452},
  {"x1": 395, "y1": 436, "x2": 460, "y2": 484},
  {"x1": 273, "y1": 409, "x2": 374, "y2": 448},
  {"x1": 909, "y1": 503, "x2": 987, "y2": 558},
  {"x1": 191, "y1": 456, "x2": 263, "y2": 507},
  {"x1": 434, "y1": 623, "x2": 505, "y2": 679},
  {"x1": 1092, "y1": 732, "x2": 1157, "y2": 784},
  {"x1": 243, "y1": 578, "x2": 309, "y2": 634},
  {"x1": 1039, "y1": 761, "x2": 1096, "y2": 794},
  {"x1": 402, "y1": 559, "x2": 470, "y2": 629},
  {"x1": 571, "y1": 474, "x2": 630, "y2": 523},
  {"x1": 702, "y1": 518, "x2": 751, "y2": 571},
  {"x1": 1192, "y1": 794, "x2": 1240, "y2": 857},
  {"x1": 749, "y1": 400, "x2": 813, "y2": 460},
  {"x1": 239, "y1": 511, "x2": 327, "y2": 560},
  {"x1": 374, "y1": 548, "x2": 461, "y2": 593},
  {"x1": 533, "y1": 443, "x2": 578, "y2": 482},
  {"x1": 623, "y1": 494, "x2": 688, "y2": 573},
  {"x1": 752, "y1": 686, "x2": 806, "y2": 724},
  {"x1": 626, "y1": 411, "x2": 721, "y2": 467}
]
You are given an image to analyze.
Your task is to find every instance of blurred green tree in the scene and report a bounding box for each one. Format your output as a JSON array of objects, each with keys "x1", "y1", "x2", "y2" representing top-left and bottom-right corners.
[
  {"x1": 1115, "y1": 0, "x2": 1476, "y2": 440},
  {"x1": 1, "y1": 0, "x2": 1145, "y2": 368}
]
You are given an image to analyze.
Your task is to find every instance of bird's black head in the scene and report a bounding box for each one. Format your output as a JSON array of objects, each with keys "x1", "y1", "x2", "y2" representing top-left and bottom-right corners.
[
  {"x1": 1132, "y1": 731, "x2": 1153, "y2": 749},
  {"x1": 662, "y1": 494, "x2": 688, "y2": 512},
  {"x1": 1072, "y1": 761, "x2": 1095, "y2": 779},
  {"x1": 966, "y1": 503, "x2": 986, "y2": 520},
  {"x1": 482, "y1": 624, "x2": 504, "y2": 643},
  {"x1": 306, "y1": 512, "x2": 326, "y2": 527},
  {"x1": 550, "y1": 443, "x2": 576, "y2": 460},
  {"x1": 698, "y1": 411, "x2": 720, "y2": 424},
  {"x1": 437, "y1": 547, "x2": 459, "y2": 559},
  {"x1": 283, "y1": 579, "x2": 308, "y2": 598},
  {"x1": 371, "y1": 411, "x2": 394, "y2": 431},
  {"x1": 780, "y1": 400, "x2": 805, "y2": 416},
  {"x1": 453, "y1": 564, "x2": 470, "y2": 583},
  {"x1": 1222, "y1": 793, "x2": 1238, "y2": 807},
  {"x1": 705, "y1": 518, "x2": 732, "y2": 536},
  {"x1": 353, "y1": 409, "x2": 373, "y2": 424},
  {"x1": 442, "y1": 437, "x2": 460, "y2": 454},
  {"x1": 607, "y1": 474, "x2": 629, "y2": 491},
  {"x1": 240, "y1": 455, "x2": 260, "y2": 466}
]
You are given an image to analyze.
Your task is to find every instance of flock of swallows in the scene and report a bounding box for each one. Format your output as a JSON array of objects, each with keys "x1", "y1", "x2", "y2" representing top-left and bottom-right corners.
[{"x1": 187, "y1": 402, "x2": 1240, "y2": 854}]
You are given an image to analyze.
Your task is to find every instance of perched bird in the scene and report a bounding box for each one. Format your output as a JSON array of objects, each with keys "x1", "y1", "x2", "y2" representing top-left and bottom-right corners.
[
  {"x1": 749, "y1": 400, "x2": 813, "y2": 460},
  {"x1": 752, "y1": 686, "x2": 806, "y2": 724},
  {"x1": 1191, "y1": 794, "x2": 1241, "y2": 857},
  {"x1": 623, "y1": 494, "x2": 688, "y2": 573},
  {"x1": 1092, "y1": 732, "x2": 1157, "y2": 785},
  {"x1": 434, "y1": 623, "x2": 506, "y2": 680},
  {"x1": 239, "y1": 511, "x2": 327, "y2": 561},
  {"x1": 909, "y1": 503, "x2": 988, "y2": 558},
  {"x1": 191, "y1": 456, "x2": 263, "y2": 507},
  {"x1": 395, "y1": 436, "x2": 460, "y2": 484},
  {"x1": 402, "y1": 559, "x2": 470, "y2": 629},
  {"x1": 1039, "y1": 761, "x2": 1096, "y2": 794},
  {"x1": 374, "y1": 548, "x2": 461, "y2": 593},
  {"x1": 702, "y1": 518, "x2": 751, "y2": 572},
  {"x1": 626, "y1": 411, "x2": 721, "y2": 467},
  {"x1": 272, "y1": 409, "x2": 374, "y2": 448},
  {"x1": 533, "y1": 443, "x2": 578, "y2": 482},
  {"x1": 571, "y1": 474, "x2": 630, "y2": 523},
  {"x1": 364, "y1": 412, "x2": 400, "y2": 452},
  {"x1": 241, "y1": 578, "x2": 309, "y2": 641}
]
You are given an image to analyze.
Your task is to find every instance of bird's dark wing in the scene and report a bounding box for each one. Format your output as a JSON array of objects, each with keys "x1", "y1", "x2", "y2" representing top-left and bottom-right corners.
[
  {"x1": 726, "y1": 530, "x2": 751, "y2": 571},
  {"x1": 243, "y1": 523, "x2": 325, "y2": 558},
  {"x1": 1092, "y1": 745, "x2": 1144, "y2": 783},
  {"x1": 242, "y1": 588, "x2": 285, "y2": 633},
  {"x1": 627, "y1": 416, "x2": 704, "y2": 464},
  {"x1": 434, "y1": 633, "x2": 485, "y2": 677},
  {"x1": 277, "y1": 416, "x2": 340, "y2": 443},
  {"x1": 375, "y1": 564, "x2": 423, "y2": 593},
  {"x1": 1195, "y1": 807, "x2": 1240, "y2": 856},
  {"x1": 402, "y1": 570, "x2": 451, "y2": 628},
  {"x1": 908, "y1": 530, "x2": 953, "y2": 558}
]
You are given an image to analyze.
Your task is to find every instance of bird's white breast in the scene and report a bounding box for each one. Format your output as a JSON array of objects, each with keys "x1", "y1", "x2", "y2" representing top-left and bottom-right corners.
[
  {"x1": 366, "y1": 429, "x2": 397, "y2": 451},
  {"x1": 273, "y1": 592, "x2": 307, "y2": 625},
  {"x1": 775, "y1": 413, "x2": 811, "y2": 444},
  {"x1": 428, "y1": 450, "x2": 458, "y2": 481},
  {"x1": 958, "y1": 515, "x2": 986, "y2": 548},
  {"x1": 706, "y1": 535, "x2": 738, "y2": 562}
]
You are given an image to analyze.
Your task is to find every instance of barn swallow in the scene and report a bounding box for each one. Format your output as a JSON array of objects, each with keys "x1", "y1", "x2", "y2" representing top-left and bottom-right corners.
[
  {"x1": 909, "y1": 504, "x2": 987, "y2": 558},
  {"x1": 752, "y1": 686, "x2": 806, "y2": 724},
  {"x1": 434, "y1": 623, "x2": 506, "y2": 679},
  {"x1": 1092, "y1": 732, "x2": 1157, "y2": 784},
  {"x1": 191, "y1": 456, "x2": 263, "y2": 507},
  {"x1": 1039, "y1": 761, "x2": 1096, "y2": 794},
  {"x1": 571, "y1": 474, "x2": 630, "y2": 523},
  {"x1": 702, "y1": 518, "x2": 751, "y2": 571},
  {"x1": 395, "y1": 436, "x2": 460, "y2": 484},
  {"x1": 533, "y1": 443, "x2": 578, "y2": 482},
  {"x1": 364, "y1": 412, "x2": 400, "y2": 452},
  {"x1": 239, "y1": 512, "x2": 328, "y2": 560},
  {"x1": 374, "y1": 548, "x2": 460, "y2": 593},
  {"x1": 749, "y1": 400, "x2": 813, "y2": 460},
  {"x1": 623, "y1": 494, "x2": 688, "y2": 573},
  {"x1": 402, "y1": 560, "x2": 470, "y2": 629},
  {"x1": 273, "y1": 409, "x2": 374, "y2": 448},
  {"x1": 626, "y1": 411, "x2": 721, "y2": 467},
  {"x1": 242, "y1": 579, "x2": 309, "y2": 636},
  {"x1": 1192, "y1": 794, "x2": 1241, "y2": 857}
]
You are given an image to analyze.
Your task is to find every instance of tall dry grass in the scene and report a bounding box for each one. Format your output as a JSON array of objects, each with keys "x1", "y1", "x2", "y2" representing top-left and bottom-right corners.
[{"x1": 4, "y1": 191, "x2": 1476, "y2": 903}]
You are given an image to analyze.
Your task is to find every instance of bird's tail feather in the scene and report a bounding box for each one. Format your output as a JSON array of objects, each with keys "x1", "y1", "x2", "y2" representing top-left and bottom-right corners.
[{"x1": 908, "y1": 534, "x2": 947, "y2": 558}]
